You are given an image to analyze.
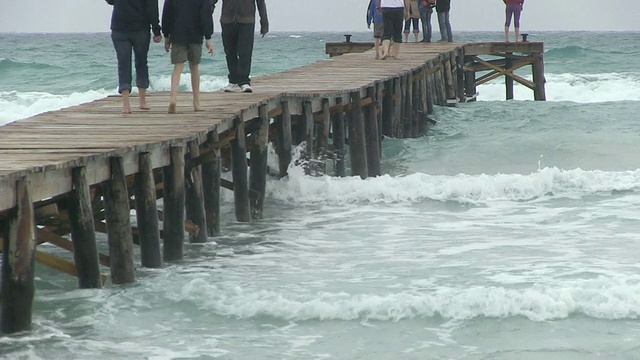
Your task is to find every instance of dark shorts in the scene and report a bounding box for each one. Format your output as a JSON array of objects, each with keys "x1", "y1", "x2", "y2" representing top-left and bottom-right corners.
[
  {"x1": 373, "y1": 23, "x2": 384, "y2": 39},
  {"x1": 381, "y1": 7, "x2": 404, "y2": 43},
  {"x1": 170, "y1": 43, "x2": 202, "y2": 65}
]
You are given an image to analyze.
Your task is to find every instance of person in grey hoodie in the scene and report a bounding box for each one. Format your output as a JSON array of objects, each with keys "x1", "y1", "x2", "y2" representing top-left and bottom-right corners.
[
  {"x1": 106, "y1": 0, "x2": 162, "y2": 113},
  {"x1": 214, "y1": 0, "x2": 269, "y2": 93}
]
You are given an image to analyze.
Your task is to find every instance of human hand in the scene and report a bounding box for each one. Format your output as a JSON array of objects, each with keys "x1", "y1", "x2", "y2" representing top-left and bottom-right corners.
[
  {"x1": 153, "y1": 35, "x2": 162, "y2": 43},
  {"x1": 205, "y1": 39, "x2": 214, "y2": 55},
  {"x1": 260, "y1": 20, "x2": 269, "y2": 38},
  {"x1": 164, "y1": 38, "x2": 171, "y2": 53}
]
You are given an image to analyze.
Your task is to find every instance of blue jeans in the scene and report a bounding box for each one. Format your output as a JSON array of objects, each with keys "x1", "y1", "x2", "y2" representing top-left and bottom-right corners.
[
  {"x1": 437, "y1": 11, "x2": 453, "y2": 42},
  {"x1": 111, "y1": 30, "x2": 151, "y2": 93},
  {"x1": 420, "y1": 8, "x2": 433, "y2": 42}
]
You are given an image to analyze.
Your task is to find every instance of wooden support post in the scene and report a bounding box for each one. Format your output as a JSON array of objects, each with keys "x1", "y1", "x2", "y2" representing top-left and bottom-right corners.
[
  {"x1": 444, "y1": 54, "x2": 457, "y2": 102},
  {"x1": 231, "y1": 117, "x2": 250, "y2": 223},
  {"x1": 382, "y1": 80, "x2": 393, "y2": 137},
  {"x1": 276, "y1": 100, "x2": 293, "y2": 177},
  {"x1": 316, "y1": 98, "x2": 331, "y2": 168},
  {"x1": 411, "y1": 74, "x2": 420, "y2": 138},
  {"x1": 464, "y1": 55, "x2": 477, "y2": 100},
  {"x1": 425, "y1": 63, "x2": 435, "y2": 114},
  {"x1": 292, "y1": 115, "x2": 304, "y2": 146},
  {"x1": 349, "y1": 91, "x2": 368, "y2": 179},
  {"x1": 1, "y1": 179, "x2": 36, "y2": 334},
  {"x1": 332, "y1": 97, "x2": 346, "y2": 177},
  {"x1": 403, "y1": 74, "x2": 413, "y2": 138},
  {"x1": 185, "y1": 141, "x2": 208, "y2": 243},
  {"x1": 376, "y1": 82, "x2": 384, "y2": 157},
  {"x1": 393, "y1": 77, "x2": 402, "y2": 137},
  {"x1": 456, "y1": 49, "x2": 466, "y2": 103},
  {"x1": 103, "y1": 156, "x2": 136, "y2": 284},
  {"x1": 449, "y1": 54, "x2": 458, "y2": 100},
  {"x1": 249, "y1": 105, "x2": 269, "y2": 220},
  {"x1": 134, "y1": 153, "x2": 162, "y2": 267},
  {"x1": 302, "y1": 101, "x2": 315, "y2": 174},
  {"x1": 201, "y1": 132, "x2": 221, "y2": 237},
  {"x1": 419, "y1": 71, "x2": 429, "y2": 135},
  {"x1": 506, "y1": 53, "x2": 514, "y2": 100},
  {"x1": 365, "y1": 86, "x2": 381, "y2": 177},
  {"x1": 532, "y1": 52, "x2": 546, "y2": 101},
  {"x1": 162, "y1": 146, "x2": 185, "y2": 262},
  {"x1": 69, "y1": 166, "x2": 102, "y2": 287}
]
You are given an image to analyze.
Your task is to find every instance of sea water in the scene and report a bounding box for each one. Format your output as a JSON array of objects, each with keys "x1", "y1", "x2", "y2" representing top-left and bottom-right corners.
[{"x1": 0, "y1": 31, "x2": 639, "y2": 359}]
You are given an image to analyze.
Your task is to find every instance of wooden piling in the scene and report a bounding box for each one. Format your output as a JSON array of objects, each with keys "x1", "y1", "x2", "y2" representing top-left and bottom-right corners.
[
  {"x1": 303, "y1": 101, "x2": 315, "y2": 174},
  {"x1": 456, "y1": 49, "x2": 466, "y2": 103},
  {"x1": 249, "y1": 105, "x2": 269, "y2": 220},
  {"x1": 532, "y1": 53, "x2": 546, "y2": 101},
  {"x1": 349, "y1": 91, "x2": 368, "y2": 179},
  {"x1": 332, "y1": 97, "x2": 346, "y2": 177},
  {"x1": 162, "y1": 146, "x2": 185, "y2": 262},
  {"x1": 382, "y1": 80, "x2": 393, "y2": 137},
  {"x1": 276, "y1": 100, "x2": 293, "y2": 177},
  {"x1": 201, "y1": 132, "x2": 221, "y2": 237},
  {"x1": 103, "y1": 156, "x2": 136, "y2": 284},
  {"x1": 404, "y1": 74, "x2": 413, "y2": 138},
  {"x1": 365, "y1": 86, "x2": 381, "y2": 177},
  {"x1": 185, "y1": 141, "x2": 208, "y2": 243},
  {"x1": 134, "y1": 153, "x2": 162, "y2": 268},
  {"x1": 68, "y1": 166, "x2": 102, "y2": 286},
  {"x1": 231, "y1": 117, "x2": 250, "y2": 223},
  {"x1": 393, "y1": 77, "x2": 402, "y2": 137},
  {"x1": 506, "y1": 53, "x2": 514, "y2": 100},
  {"x1": 316, "y1": 98, "x2": 331, "y2": 169},
  {"x1": 1, "y1": 179, "x2": 36, "y2": 334}
]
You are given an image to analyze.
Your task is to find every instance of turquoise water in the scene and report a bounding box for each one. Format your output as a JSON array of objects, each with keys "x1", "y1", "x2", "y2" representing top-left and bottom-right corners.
[{"x1": 1, "y1": 31, "x2": 640, "y2": 359}]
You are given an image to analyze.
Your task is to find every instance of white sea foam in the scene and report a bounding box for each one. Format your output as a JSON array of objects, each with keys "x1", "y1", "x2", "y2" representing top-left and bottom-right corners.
[
  {"x1": 149, "y1": 74, "x2": 228, "y2": 92},
  {"x1": 478, "y1": 72, "x2": 640, "y2": 103},
  {"x1": 169, "y1": 276, "x2": 640, "y2": 322},
  {"x1": 0, "y1": 89, "x2": 111, "y2": 125},
  {"x1": 267, "y1": 166, "x2": 640, "y2": 205}
]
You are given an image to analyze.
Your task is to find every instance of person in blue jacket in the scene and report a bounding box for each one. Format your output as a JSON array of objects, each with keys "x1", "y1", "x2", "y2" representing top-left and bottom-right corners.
[
  {"x1": 418, "y1": 0, "x2": 435, "y2": 42},
  {"x1": 367, "y1": 0, "x2": 384, "y2": 59}
]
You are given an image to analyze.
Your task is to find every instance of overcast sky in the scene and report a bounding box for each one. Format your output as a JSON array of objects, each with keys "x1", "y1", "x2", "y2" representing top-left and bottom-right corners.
[{"x1": 1, "y1": 0, "x2": 639, "y2": 33}]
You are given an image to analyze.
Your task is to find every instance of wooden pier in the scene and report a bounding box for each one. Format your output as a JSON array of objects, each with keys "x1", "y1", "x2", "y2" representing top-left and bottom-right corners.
[{"x1": 0, "y1": 41, "x2": 545, "y2": 334}]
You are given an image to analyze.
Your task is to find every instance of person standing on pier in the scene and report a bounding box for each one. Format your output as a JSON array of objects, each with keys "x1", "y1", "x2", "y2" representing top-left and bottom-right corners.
[
  {"x1": 377, "y1": 0, "x2": 409, "y2": 60},
  {"x1": 162, "y1": 0, "x2": 215, "y2": 114},
  {"x1": 216, "y1": 0, "x2": 269, "y2": 93},
  {"x1": 404, "y1": 0, "x2": 420, "y2": 43},
  {"x1": 367, "y1": 0, "x2": 384, "y2": 59},
  {"x1": 436, "y1": 0, "x2": 453, "y2": 42},
  {"x1": 106, "y1": 0, "x2": 162, "y2": 114},
  {"x1": 504, "y1": 0, "x2": 524, "y2": 42},
  {"x1": 419, "y1": 0, "x2": 435, "y2": 42}
]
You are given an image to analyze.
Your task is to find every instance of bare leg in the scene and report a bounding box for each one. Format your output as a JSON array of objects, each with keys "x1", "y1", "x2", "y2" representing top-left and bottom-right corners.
[
  {"x1": 404, "y1": 32, "x2": 409, "y2": 43},
  {"x1": 505, "y1": 26, "x2": 510, "y2": 42},
  {"x1": 169, "y1": 62, "x2": 184, "y2": 114},
  {"x1": 374, "y1": 38, "x2": 380, "y2": 60},
  {"x1": 139, "y1": 88, "x2": 149, "y2": 110},
  {"x1": 391, "y1": 42, "x2": 401, "y2": 60},
  {"x1": 380, "y1": 39, "x2": 391, "y2": 60},
  {"x1": 414, "y1": 32, "x2": 419, "y2": 43},
  {"x1": 189, "y1": 62, "x2": 202, "y2": 111},
  {"x1": 515, "y1": 27, "x2": 521, "y2": 42},
  {"x1": 122, "y1": 89, "x2": 131, "y2": 114}
]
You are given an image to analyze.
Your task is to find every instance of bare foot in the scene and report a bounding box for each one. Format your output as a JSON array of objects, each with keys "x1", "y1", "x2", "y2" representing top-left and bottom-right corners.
[
  {"x1": 375, "y1": 52, "x2": 380, "y2": 60},
  {"x1": 168, "y1": 103, "x2": 176, "y2": 114},
  {"x1": 380, "y1": 53, "x2": 389, "y2": 60},
  {"x1": 140, "y1": 104, "x2": 150, "y2": 110},
  {"x1": 194, "y1": 106, "x2": 204, "y2": 112}
]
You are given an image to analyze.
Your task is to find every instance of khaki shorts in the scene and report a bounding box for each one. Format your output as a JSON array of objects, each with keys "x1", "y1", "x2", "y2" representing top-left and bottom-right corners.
[
  {"x1": 373, "y1": 23, "x2": 384, "y2": 38},
  {"x1": 170, "y1": 43, "x2": 202, "y2": 65}
]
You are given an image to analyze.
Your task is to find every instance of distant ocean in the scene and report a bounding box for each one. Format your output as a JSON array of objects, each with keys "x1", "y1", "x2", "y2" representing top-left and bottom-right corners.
[{"x1": 1, "y1": 31, "x2": 640, "y2": 359}]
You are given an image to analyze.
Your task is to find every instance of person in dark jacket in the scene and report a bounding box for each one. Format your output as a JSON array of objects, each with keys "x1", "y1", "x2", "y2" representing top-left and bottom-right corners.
[
  {"x1": 215, "y1": 0, "x2": 269, "y2": 93},
  {"x1": 436, "y1": 0, "x2": 453, "y2": 42},
  {"x1": 106, "y1": 0, "x2": 162, "y2": 114},
  {"x1": 162, "y1": 0, "x2": 214, "y2": 113}
]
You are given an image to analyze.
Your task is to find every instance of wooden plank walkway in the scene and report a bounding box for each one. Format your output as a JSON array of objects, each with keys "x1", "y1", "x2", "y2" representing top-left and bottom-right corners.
[{"x1": 0, "y1": 42, "x2": 462, "y2": 213}]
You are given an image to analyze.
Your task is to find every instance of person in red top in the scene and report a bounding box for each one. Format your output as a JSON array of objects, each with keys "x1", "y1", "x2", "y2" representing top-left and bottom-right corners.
[{"x1": 504, "y1": 0, "x2": 524, "y2": 42}]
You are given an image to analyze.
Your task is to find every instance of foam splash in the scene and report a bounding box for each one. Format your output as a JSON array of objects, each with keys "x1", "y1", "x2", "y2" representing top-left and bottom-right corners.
[
  {"x1": 149, "y1": 74, "x2": 228, "y2": 93},
  {"x1": 268, "y1": 166, "x2": 640, "y2": 205},
  {"x1": 478, "y1": 72, "x2": 640, "y2": 103},
  {"x1": 0, "y1": 89, "x2": 111, "y2": 125},
  {"x1": 169, "y1": 276, "x2": 640, "y2": 322}
]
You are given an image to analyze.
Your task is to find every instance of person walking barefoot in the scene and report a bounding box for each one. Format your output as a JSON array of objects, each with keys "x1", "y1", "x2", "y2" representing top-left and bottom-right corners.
[
  {"x1": 377, "y1": 0, "x2": 408, "y2": 60},
  {"x1": 106, "y1": 0, "x2": 162, "y2": 114},
  {"x1": 162, "y1": 0, "x2": 214, "y2": 114}
]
